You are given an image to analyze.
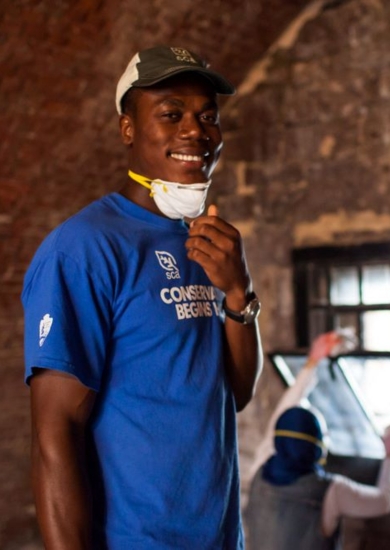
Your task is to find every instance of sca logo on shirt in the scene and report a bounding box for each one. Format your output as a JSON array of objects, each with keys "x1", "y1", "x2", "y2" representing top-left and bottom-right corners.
[{"x1": 155, "y1": 250, "x2": 181, "y2": 280}]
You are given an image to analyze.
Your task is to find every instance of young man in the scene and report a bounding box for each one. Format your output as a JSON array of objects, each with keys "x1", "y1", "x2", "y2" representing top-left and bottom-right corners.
[{"x1": 23, "y1": 46, "x2": 262, "y2": 549}]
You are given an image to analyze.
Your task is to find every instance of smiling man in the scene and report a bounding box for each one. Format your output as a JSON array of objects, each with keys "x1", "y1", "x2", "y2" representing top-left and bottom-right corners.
[{"x1": 22, "y1": 46, "x2": 263, "y2": 550}]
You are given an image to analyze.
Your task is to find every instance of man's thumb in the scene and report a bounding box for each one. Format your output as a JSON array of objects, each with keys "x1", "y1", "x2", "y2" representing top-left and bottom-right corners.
[{"x1": 207, "y1": 204, "x2": 218, "y2": 216}]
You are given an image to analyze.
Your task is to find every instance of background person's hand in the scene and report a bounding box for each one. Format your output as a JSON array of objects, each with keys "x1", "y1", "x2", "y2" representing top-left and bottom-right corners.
[
  {"x1": 307, "y1": 331, "x2": 344, "y2": 367},
  {"x1": 307, "y1": 328, "x2": 357, "y2": 367}
]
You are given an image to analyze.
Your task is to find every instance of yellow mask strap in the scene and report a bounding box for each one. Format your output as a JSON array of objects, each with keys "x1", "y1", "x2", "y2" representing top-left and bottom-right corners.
[
  {"x1": 128, "y1": 170, "x2": 153, "y2": 195},
  {"x1": 128, "y1": 170, "x2": 172, "y2": 197},
  {"x1": 274, "y1": 429, "x2": 325, "y2": 449}
]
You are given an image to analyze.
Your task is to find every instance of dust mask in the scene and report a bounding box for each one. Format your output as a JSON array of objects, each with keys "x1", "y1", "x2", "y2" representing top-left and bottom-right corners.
[{"x1": 128, "y1": 170, "x2": 211, "y2": 220}]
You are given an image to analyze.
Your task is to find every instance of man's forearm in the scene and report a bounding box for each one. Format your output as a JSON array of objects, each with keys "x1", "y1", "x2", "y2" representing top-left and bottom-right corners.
[
  {"x1": 32, "y1": 427, "x2": 93, "y2": 550},
  {"x1": 224, "y1": 317, "x2": 262, "y2": 411}
]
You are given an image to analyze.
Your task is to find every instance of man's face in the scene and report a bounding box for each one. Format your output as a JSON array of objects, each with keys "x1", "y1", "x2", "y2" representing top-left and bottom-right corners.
[{"x1": 122, "y1": 74, "x2": 223, "y2": 184}]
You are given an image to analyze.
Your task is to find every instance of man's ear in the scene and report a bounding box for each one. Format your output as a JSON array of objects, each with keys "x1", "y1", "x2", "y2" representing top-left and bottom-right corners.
[{"x1": 119, "y1": 114, "x2": 134, "y2": 145}]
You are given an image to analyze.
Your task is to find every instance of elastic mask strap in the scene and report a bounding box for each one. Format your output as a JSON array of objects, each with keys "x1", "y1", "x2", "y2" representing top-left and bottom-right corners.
[
  {"x1": 128, "y1": 170, "x2": 154, "y2": 196},
  {"x1": 274, "y1": 429, "x2": 325, "y2": 450}
]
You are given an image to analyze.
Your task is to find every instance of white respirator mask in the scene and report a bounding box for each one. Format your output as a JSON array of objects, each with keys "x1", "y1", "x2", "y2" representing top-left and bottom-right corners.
[{"x1": 128, "y1": 170, "x2": 211, "y2": 220}]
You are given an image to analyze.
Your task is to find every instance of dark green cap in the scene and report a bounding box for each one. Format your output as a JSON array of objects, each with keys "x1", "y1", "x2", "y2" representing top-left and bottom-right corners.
[{"x1": 116, "y1": 46, "x2": 235, "y2": 114}]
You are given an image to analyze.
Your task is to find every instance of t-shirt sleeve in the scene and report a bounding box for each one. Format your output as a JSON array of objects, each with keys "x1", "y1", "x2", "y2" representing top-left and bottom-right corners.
[
  {"x1": 322, "y1": 458, "x2": 390, "y2": 536},
  {"x1": 22, "y1": 250, "x2": 112, "y2": 391}
]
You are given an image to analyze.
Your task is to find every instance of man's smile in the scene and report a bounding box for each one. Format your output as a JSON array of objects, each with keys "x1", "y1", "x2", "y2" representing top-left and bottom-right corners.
[{"x1": 170, "y1": 152, "x2": 208, "y2": 162}]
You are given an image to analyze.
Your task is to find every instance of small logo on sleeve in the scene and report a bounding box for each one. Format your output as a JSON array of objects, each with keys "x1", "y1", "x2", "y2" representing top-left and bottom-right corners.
[
  {"x1": 39, "y1": 314, "x2": 53, "y2": 347},
  {"x1": 155, "y1": 250, "x2": 181, "y2": 280}
]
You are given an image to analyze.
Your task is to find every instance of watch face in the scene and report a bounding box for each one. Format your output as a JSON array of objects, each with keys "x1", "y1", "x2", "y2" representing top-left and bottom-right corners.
[
  {"x1": 223, "y1": 294, "x2": 260, "y2": 324},
  {"x1": 243, "y1": 298, "x2": 261, "y2": 324}
]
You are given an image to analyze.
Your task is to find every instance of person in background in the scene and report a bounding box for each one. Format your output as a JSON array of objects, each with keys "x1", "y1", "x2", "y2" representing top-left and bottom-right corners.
[
  {"x1": 244, "y1": 331, "x2": 390, "y2": 550},
  {"x1": 22, "y1": 46, "x2": 262, "y2": 550}
]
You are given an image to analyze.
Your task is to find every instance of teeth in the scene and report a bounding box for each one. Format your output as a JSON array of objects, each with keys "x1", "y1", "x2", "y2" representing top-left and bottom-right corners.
[{"x1": 171, "y1": 153, "x2": 203, "y2": 162}]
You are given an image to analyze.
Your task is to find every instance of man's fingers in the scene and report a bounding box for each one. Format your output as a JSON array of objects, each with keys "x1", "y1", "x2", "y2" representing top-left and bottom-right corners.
[{"x1": 207, "y1": 204, "x2": 218, "y2": 217}]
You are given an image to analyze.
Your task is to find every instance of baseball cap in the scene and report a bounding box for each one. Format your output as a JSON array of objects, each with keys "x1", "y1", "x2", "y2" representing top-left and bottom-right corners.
[{"x1": 116, "y1": 46, "x2": 235, "y2": 114}]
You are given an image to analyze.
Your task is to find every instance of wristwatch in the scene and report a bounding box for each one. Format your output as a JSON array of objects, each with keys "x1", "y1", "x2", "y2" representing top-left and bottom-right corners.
[{"x1": 222, "y1": 291, "x2": 261, "y2": 325}]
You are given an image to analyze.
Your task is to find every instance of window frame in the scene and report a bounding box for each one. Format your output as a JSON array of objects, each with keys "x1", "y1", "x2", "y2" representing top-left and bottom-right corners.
[{"x1": 293, "y1": 242, "x2": 390, "y2": 348}]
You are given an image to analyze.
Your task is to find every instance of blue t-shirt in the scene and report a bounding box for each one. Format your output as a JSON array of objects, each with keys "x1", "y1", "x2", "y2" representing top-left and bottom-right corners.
[{"x1": 22, "y1": 193, "x2": 243, "y2": 550}]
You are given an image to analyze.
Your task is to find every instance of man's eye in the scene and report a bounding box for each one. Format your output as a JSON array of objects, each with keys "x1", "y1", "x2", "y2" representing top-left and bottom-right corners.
[
  {"x1": 201, "y1": 113, "x2": 219, "y2": 124},
  {"x1": 162, "y1": 112, "x2": 181, "y2": 120}
]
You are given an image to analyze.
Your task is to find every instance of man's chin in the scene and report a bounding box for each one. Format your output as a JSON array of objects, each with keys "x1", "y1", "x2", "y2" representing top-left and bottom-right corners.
[{"x1": 170, "y1": 170, "x2": 212, "y2": 185}]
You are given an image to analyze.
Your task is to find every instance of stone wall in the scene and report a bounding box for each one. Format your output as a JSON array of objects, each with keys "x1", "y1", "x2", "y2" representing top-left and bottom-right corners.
[{"x1": 1, "y1": 0, "x2": 390, "y2": 547}]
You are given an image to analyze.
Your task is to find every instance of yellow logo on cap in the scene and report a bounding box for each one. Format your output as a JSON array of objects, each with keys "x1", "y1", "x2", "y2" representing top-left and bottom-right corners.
[{"x1": 171, "y1": 48, "x2": 196, "y2": 64}]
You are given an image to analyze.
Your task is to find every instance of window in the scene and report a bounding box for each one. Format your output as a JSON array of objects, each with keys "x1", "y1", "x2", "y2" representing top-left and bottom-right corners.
[
  {"x1": 293, "y1": 243, "x2": 390, "y2": 350},
  {"x1": 269, "y1": 352, "x2": 385, "y2": 458},
  {"x1": 292, "y1": 243, "x2": 390, "y2": 437}
]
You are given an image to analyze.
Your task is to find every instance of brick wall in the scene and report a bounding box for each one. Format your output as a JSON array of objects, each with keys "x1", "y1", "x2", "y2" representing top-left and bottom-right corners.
[{"x1": 2, "y1": 0, "x2": 390, "y2": 547}]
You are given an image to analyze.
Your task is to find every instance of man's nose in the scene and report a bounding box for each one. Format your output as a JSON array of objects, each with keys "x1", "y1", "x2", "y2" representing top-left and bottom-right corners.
[{"x1": 178, "y1": 114, "x2": 207, "y2": 139}]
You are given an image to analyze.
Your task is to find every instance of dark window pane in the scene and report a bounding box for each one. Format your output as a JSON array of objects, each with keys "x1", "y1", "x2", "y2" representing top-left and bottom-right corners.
[
  {"x1": 309, "y1": 309, "x2": 328, "y2": 342},
  {"x1": 308, "y1": 265, "x2": 328, "y2": 305}
]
